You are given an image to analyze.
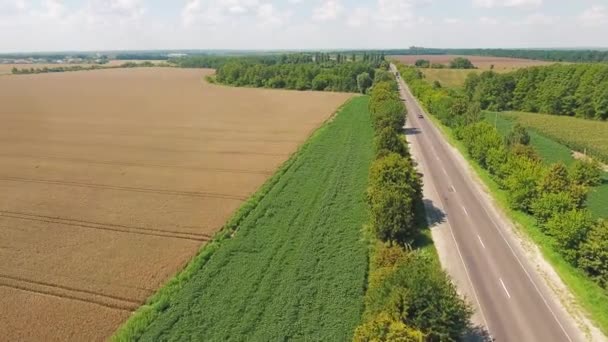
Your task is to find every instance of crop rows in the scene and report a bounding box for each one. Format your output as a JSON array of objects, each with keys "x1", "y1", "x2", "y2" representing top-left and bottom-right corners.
[{"x1": 114, "y1": 96, "x2": 374, "y2": 341}]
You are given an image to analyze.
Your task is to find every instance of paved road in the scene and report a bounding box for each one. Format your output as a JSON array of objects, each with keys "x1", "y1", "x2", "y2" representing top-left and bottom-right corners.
[{"x1": 391, "y1": 64, "x2": 582, "y2": 342}]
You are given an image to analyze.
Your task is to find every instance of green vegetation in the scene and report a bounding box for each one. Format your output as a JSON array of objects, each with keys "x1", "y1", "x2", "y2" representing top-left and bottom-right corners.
[
  {"x1": 354, "y1": 76, "x2": 472, "y2": 341},
  {"x1": 421, "y1": 69, "x2": 481, "y2": 88},
  {"x1": 501, "y1": 111, "x2": 608, "y2": 163},
  {"x1": 449, "y1": 57, "x2": 476, "y2": 69},
  {"x1": 170, "y1": 53, "x2": 386, "y2": 92},
  {"x1": 486, "y1": 112, "x2": 608, "y2": 219},
  {"x1": 391, "y1": 48, "x2": 608, "y2": 63},
  {"x1": 464, "y1": 64, "x2": 608, "y2": 120},
  {"x1": 398, "y1": 61, "x2": 608, "y2": 334},
  {"x1": 113, "y1": 96, "x2": 374, "y2": 341}
]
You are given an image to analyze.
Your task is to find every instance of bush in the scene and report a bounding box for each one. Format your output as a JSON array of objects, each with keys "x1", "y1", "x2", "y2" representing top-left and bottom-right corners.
[
  {"x1": 505, "y1": 123, "x2": 530, "y2": 146},
  {"x1": 367, "y1": 154, "x2": 421, "y2": 243},
  {"x1": 530, "y1": 192, "x2": 577, "y2": 225},
  {"x1": 374, "y1": 127, "x2": 408, "y2": 157},
  {"x1": 578, "y1": 220, "x2": 608, "y2": 288},
  {"x1": 353, "y1": 312, "x2": 424, "y2": 342},
  {"x1": 570, "y1": 159, "x2": 602, "y2": 186},
  {"x1": 545, "y1": 209, "x2": 594, "y2": 264},
  {"x1": 365, "y1": 251, "x2": 472, "y2": 341}
]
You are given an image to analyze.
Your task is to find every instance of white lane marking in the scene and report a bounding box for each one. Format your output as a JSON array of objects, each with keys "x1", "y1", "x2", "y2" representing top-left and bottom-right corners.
[
  {"x1": 441, "y1": 166, "x2": 448, "y2": 177},
  {"x1": 425, "y1": 170, "x2": 492, "y2": 335},
  {"x1": 462, "y1": 206, "x2": 469, "y2": 216},
  {"x1": 477, "y1": 234, "x2": 486, "y2": 249},
  {"x1": 471, "y1": 193, "x2": 574, "y2": 341},
  {"x1": 450, "y1": 185, "x2": 456, "y2": 193},
  {"x1": 499, "y1": 278, "x2": 511, "y2": 299}
]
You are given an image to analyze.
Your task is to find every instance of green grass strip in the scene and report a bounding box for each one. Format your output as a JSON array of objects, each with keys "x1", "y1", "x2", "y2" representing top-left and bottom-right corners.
[
  {"x1": 113, "y1": 96, "x2": 374, "y2": 341},
  {"x1": 426, "y1": 111, "x2": 608, "y2": 335}
]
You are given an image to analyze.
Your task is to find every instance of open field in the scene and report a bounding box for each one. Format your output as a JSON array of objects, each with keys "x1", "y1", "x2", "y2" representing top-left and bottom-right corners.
[
  {"x1": 485, "y1": 112, "x2": 608, "y2": 219},
  {"x1": 390, "y1": 54, "x2": 552, "y2": 70},
  {"x1": 115, "y1": 96, "x2": 373, "y2": 341},
  {"x1": 0, "y1": 67, "x2": 351, "y2": 341},
  {"x1": 0, "y1": 60, "x2": 166, "y2": 75}
]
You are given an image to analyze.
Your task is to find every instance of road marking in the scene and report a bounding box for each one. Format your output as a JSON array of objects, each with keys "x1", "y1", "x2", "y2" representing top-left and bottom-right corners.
[
  {"x1": 441, "y1": 166, "x2": 448, "y2": 177},
  {"x1": 462, "y1": 206, "x2": 469, "y2": 216},
  {"x1": 499, "y1": 278, "x2": 511, "y2": 299},
  {"x1": 477, "y1": 234, "x2": 486, "y2": 249}
]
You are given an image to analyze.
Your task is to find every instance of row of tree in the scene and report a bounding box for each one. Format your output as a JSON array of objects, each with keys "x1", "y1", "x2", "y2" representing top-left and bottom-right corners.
[
  {"x1": 354, "y1": 73, "x2": 473, "y2": 341},
  {"x1": 212, "y1": 56, "x2": 386, "y2": 92},
  {"x1": 415, "y1": 57, "x2": 476, "y2": 69},
  {"x1": 463, "y1": 63, "x2": 608, "y2": 120},
  {"x1": 391, "y1": 48, "x2": 608, "y2": 63},
  {"x1": 398, "y1": 63, "x2": 608, "y2": 290}
]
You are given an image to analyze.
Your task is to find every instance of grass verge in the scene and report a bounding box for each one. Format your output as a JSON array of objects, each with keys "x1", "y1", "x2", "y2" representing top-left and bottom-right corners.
[
  {"x1": 113, "y1": 96, "x2": 374, "y2": 341},
  {"x1": 426, "y1": 111, "x2": 608, "y2": 336}
]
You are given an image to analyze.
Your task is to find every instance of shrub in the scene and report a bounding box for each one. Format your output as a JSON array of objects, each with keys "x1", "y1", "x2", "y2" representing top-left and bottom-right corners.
[
  {"x1": 374, "y1": 127, "x2": 408, "y2": 157},
  {"x1": 570, "y1": 159, "x2": 602, "y2": 187},
  {"x1": 353, "y1": 312, "x2": 425, "y2": 342},
  {"x1": 545, "y1": 209, "x2": 594, "y2": 264},
  {"x1": 530, "y1": 192, "x2": 577, "y2": 225},
  {"x1": 578, "y1": 220, "x2": 608, "y2": 288}
]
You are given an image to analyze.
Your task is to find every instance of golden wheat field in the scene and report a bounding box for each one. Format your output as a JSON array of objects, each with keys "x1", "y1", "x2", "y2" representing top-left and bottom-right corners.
[{"x1": 0, "y1": 67, "x2": 352, "y2": 341}]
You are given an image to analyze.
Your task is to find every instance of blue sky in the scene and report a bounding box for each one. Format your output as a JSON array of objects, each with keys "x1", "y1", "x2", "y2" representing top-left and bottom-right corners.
[{"x1": 0, "y1": 0, "x2": 607, "y2": 52}]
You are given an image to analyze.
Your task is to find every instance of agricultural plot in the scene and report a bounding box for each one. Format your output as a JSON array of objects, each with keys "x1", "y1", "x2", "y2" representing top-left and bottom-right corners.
[
  {"x1": 115, "y1": 96, "x2": 374, "y2": 341},
  {"x1": 0, "y1": 68, "x2": 351, "y2": 341},
  {"x1": 390, "y1": 54, "x2": 552, "y2": 70},
  {"x1": 486, "y1": 112, "x2": 608, "y2": 219}
]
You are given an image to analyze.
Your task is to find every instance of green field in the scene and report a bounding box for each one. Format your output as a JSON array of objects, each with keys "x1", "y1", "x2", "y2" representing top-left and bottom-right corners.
[
  {"x1": 421, "y1": 69, "x2": 479, "y2": 88},
  {"x1": 113, "y1": 96, "x2": 374, "y2": 341},
  {"x1": 485, "y1": 112, "x2": 608, "y2": 219},
  {"x1": 503, "y1": 111, "x2": 608, "y2": 164}
]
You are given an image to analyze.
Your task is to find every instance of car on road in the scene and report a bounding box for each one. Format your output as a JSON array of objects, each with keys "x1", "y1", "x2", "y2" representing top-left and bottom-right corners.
[{"x1": 418, "y1": 113, "x2": 423, "y2": 118}]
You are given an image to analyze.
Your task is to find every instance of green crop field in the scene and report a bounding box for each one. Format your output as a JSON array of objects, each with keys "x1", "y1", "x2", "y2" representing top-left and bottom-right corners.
[
  {"x1": 485, "y1": 112, "x2": 608, "y2": 219},
  {"x1": 503, "y1": 111, "x2": 608, "y2": 164},
  {"x1": 421, "y1": 69, "x2": 479, "y2": 88},
  {"x1": 113, "y1": 96, "x2": 374, "y2": 341}
]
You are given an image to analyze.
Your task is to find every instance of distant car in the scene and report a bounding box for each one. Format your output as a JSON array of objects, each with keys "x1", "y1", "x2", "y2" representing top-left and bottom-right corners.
[{"x1": 418, "y1": 113, "x2": 423, "y2": 118}]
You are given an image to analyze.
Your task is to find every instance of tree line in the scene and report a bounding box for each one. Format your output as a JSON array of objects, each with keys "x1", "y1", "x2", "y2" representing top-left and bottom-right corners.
[
  {"x1": 398, "y1": 63, "x2": 608, "y2": 291},
  {"x1": 391, "y1": 48, "x2": 608, "y2": 63},
  {"x1": 11, "y1": 61, "x2": 163, "y2": 75},
  {"x1": 463, "y1": 63, "x2": 608, "y2": 120},
  {"x1": 354, "y1": 71, "x2": 473, "y2": 341},
  {"x1": 415, "y1": 57, "x2": 476, "y2": 69}
]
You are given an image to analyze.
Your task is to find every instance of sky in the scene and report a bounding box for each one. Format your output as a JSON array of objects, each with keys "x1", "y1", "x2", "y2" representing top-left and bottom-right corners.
[{"x1": 0, "y1": 0, "x2": 607, "y2": 52}]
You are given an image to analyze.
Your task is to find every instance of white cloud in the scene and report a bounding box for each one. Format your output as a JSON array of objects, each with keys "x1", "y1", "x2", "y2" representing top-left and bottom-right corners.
[
  {"x1": 256, "y1": 3, "x2": 291, "y2": 28},
  {"x1": 479, "y1": 16, "x2": 499, "y2": 24},
  {"x1": 444, "y1": 17, "x2": 462, "y2": 24},
  {"x1": 347, "y1": 7, "x2": 371, "y2": 27},
  {"x1": 579, "y1": 5, "x2": 608, "y2": 26},
  {"x1": 473, "y1": 0, "x2": 542, "y2": 10},
  {"x1": 0, "y1": 0, "x2": 27, "y2": 16},
  {"x1": 312, "y1": 0, "x2": 343, "y2": 21},
  {"x1": 524, "y1": 13, "x2": 557, "y2": 25}
]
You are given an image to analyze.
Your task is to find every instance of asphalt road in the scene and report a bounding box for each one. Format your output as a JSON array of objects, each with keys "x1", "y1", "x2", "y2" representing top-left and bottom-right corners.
[{"x1": 391, "y1": 64, "x2": 582, "y2": 342}]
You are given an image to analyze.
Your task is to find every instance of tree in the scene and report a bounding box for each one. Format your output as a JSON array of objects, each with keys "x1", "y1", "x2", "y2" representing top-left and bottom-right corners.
[
  {"x1": 545, "y1": 209, "x2": 594, "y2": 264},
  {"x1": 374, "y1": 127, "x2": 408, "y2": 157},
  {"x1": 538, "y1": 162, "x2": 570, "y2": 195},
  {"x1": 367, "y1": 154, "x2": 422, "y2": 243},
  {"x1": 449, "y1": 57, "x2": 475, "y2": 69},
  {"x1": 530, "y1": 192, "x2": 577, "y2": 225},
  {"x1": 354, "y1": 312, "x2": 425, "y2": 342},
  {"x1": 414, "y1": 59, "x2": 430, "y2": 68},
  {"x1": 505, "y1": 123, "x2": 530, "y2": 146},
  {"x1": 357, "y1": 72, "x2": 373, "y2": 93},
  {"x1": 570, "y1": 159, "x2": 602, "y2": 186},
  {"x1": 578, "y1": 220, "x2": 608, "y2": 288},
  {"x1": 366, "y1": 251, "x2": 473, "y2": 340}
]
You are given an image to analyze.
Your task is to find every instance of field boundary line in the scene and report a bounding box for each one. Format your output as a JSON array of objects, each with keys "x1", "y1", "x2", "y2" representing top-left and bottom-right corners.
[{"x1": 111, "y1": 96, "x2": 359, "y2": 342}]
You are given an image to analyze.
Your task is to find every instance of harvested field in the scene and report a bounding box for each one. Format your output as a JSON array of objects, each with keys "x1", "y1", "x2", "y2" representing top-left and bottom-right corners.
[
  {"x1": 0, "y1": 60, "x2": 166, "y2": 75},
  {"x1": 0, "y1": 68, "x2": 351, "y2": 341},
  {"x1": 390, "y1": 54, "x2": 552, "y2": 70}
]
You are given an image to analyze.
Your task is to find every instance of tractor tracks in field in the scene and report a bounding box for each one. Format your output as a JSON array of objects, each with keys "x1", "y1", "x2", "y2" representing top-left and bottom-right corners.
[
  {"x1": 0, "y1": 176, "x2": 247, "y2": 201},
  {"x1": 0, "y1": 210, "x2": 212, "y2": 242},
  {"x1": 0, "y1": 273, "x2": 141, "y2": 311}
]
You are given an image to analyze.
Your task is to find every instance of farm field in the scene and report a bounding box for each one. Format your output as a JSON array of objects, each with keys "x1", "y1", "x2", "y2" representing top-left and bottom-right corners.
[
  {"x1": 390, "y1": 54, "x2": 552, "y2": 70},
  {"x1": 0, "y1": 67, "x2": 351, "y2": 341},
  {"x1": 115, "y1": 96, "x2": 374, "y2": 341},
  {"x1": 420, "y1": 68, "x2": 480, "y2": 88},
  {"x1": 0, "y1": 60, "x2": 165, "y2": 75},
  {"x1": 485, "y1": 112, "x2": 608, "y2": 219}
]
